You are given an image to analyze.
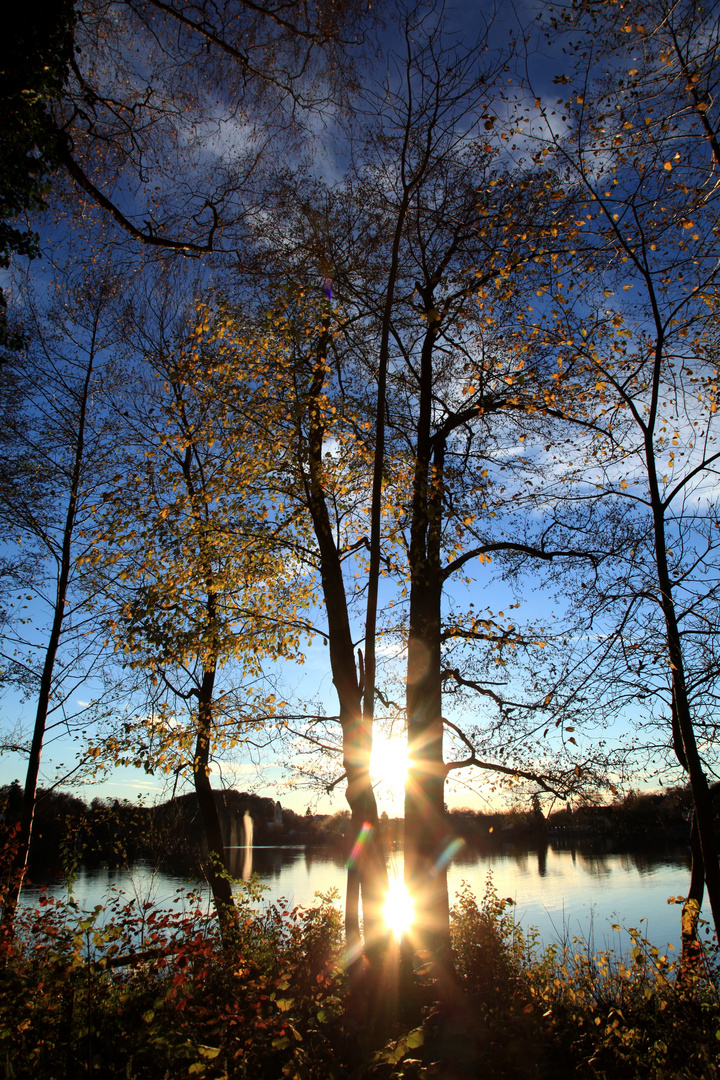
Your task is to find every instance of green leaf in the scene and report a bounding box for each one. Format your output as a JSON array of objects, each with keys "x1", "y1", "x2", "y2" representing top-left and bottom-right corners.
[
  {"x1": 198, "y1": 1046, "x2": 221, "y2": 1060},
  {"x1": 406, "y1": 1028, "x2": 424, "y2": 1049}
]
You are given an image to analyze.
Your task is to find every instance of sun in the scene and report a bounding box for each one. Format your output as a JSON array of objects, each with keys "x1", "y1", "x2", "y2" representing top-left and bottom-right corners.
[
  {"x1": 383, "y1": 879, "x2": 414, "y2": 939},
  {"x1": 370, "y1": 731, "x2": 408, "y2": 811}
]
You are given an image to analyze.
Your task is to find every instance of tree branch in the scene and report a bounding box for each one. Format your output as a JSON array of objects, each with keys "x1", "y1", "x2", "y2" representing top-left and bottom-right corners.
[
  {"x1": 442, "y1": 541, "x2": 598, "y2": 582},
  {"x1": 58, "y1": 145, "x2": 219, "y2": 253},
  {"x1": 443, "y1": 717, "x2": 568, "y2": 797}
]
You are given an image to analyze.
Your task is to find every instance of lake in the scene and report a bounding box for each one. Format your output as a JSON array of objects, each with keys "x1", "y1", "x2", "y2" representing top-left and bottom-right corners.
[{"x1": 20, "y1": 838, "x2": 705, "y2": 956}]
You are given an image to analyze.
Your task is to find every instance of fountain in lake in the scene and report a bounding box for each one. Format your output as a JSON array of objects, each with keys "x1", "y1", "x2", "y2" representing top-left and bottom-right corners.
[{"x1": 242, "y1": 811, "x2": 253, "y2": 880}]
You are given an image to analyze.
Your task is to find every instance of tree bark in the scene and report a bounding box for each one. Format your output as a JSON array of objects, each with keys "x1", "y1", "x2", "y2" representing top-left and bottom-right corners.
[
  {"x1": 405, "y1": 577, "x2": 451, "y2": 968},
  {"x1": 403, "y1": 322, "x2": 453, "y2": 980},
  {"x1": 646, "y1": 432, "x2": 720, "y2": 937},
  {"x1": 672, "y1": 699, "x2": 708, "y2": 969},
  {"x1": 192, "y1": 662, "x2": 240, "y2": 948},
  {"x1": 680, "y1": 813, "x2": 705, "y2": 974},
  {"x1": 301, "y1": 334, "x2": 388, "y2": 959}
]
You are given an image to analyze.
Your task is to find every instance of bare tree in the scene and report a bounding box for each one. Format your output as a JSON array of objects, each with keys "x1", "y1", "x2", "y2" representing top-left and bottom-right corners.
[
  {"x1": 0, "y1": 256, "x2": 130, "y2": 933},
  {"x1": 523, "y1": 0, "x2": 720, "y2": 937},
  {"x1": 48, "y1": 0, "x2": 381, "y2": 255}
]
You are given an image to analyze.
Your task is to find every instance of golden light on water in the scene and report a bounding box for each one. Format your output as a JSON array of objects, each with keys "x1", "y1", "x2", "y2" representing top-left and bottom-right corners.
[{"x1": 383, "y1": 880, "x2": 414, "y2": 939}]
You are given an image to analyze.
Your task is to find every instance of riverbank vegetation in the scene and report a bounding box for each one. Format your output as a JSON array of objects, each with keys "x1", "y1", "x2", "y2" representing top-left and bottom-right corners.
[{"x1": 0, "y1": 877, "x2": 717, "y2": 1080}]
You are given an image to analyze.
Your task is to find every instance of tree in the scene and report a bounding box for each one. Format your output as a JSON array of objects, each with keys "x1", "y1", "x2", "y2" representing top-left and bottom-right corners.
[
  {"x1": 12, "y1": 0, "x2": 707, "y2": 997},
  {"x1": 522, "y1": 0, "x2": 720, "y2": 938},
  {"x1": 217, "y1": 10, "x2": 603, "y2": 998},
  {"x1": 1, "y1": 0, "x2": 384, "y2": 953},
  {"x1": 0, "y1": 0, "x2": 75, "y2": 345},
  {"x1": 44, "y1": 0, "x2": 379, "y2": 256},
  {"x1": 91, "y1": 286, "x2": 315, "y2": 944},
  {"x1": 327, "y1": 10, "x2": 600, "y2": 981},
  {"x1": 177, "y1": 276, "x2": 395, "y2": 972},
  {"x1": 0, "y1": 253, "x2": 129, "y2": 932}
]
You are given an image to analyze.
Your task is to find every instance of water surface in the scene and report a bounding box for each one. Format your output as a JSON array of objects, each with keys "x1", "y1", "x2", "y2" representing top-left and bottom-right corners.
[{"x1": 21, "y1": 840, "x2": 700, "y2": 954}]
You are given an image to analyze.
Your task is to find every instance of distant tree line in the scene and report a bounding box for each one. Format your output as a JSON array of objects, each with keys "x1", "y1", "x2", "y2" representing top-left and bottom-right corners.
[
  {"x1": 0, "y1": 781, "x2": 325, "y2": 873},
  {"x1": 4, "y1": 781, "x2": 717, "y2": 882},
  {"x1": 450, "y1": 786, "x2": 720, "y2": 846}
]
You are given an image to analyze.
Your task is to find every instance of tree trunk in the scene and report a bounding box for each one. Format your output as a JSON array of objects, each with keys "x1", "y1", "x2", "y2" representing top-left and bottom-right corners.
[
  {"x1": 302, "y1": 335, "x2": 388, "y2": 959},
  {"x1": 193, "y1": 664, "x2": 240, "y2": 948},
  {"x1": 671, "y1": 701, "x2": 707, "y2": 970},
  {"x1": 646, "y1": 434, "x2": 720, "y2": 937},
  {"x1": 680, "y1": 813, "x2": 705, "y2": 974},
  {"x1": 665, "y1": 644, "x2": 720, "y2": 935},
  {"x1": 344, "y1": 718, "x2": 389, "y2": 964},
  {"x1": 405, "y1": 582, "x2": 451, "y2": 971},
  {"x1": 1, "y1": 612, "x2": 65, "y2": 936},
  {"x1": 403, "y1": 324, "x2": 453, "y2": 983}
]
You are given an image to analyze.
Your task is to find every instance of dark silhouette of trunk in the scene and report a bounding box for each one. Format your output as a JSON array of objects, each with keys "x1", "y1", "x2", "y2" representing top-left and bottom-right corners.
[
  {"x1": 647, "y1": 424, "x2": 720, "y2": 937},
  {"x1": 672, "y1": 700, "x2": 708, "y2": 969},
  {"x1": 306, "y1": 53, "x2": 419, "y2": 958},
  {"x1": 173, "y1": 410, "x2": 241, "y2": 947},
  {"x1": 192, "y1": 661, "x2": 240, "y2": 948},
  {"x1": 301, "y1": 328, "x2": 388, "y2": 961},
  {"x1": 403, "y1": 322, "x2": 453, "y2": 982},
  {"x1": 404, "y1": 574, "x2": 451, "y2": 969},
  {"x1": 531, "y1": 0, "x2": 720, "y2": 946},
  {"x1": 680, "y1": 813, "x2": 705, "y2": 973},
  {"x1": 1, "y1": 348, "x2": 95, "y2": 938},
  {"x1": 668, "y1": 33, "x2": 720, "y2": 942},
  {"x1": 181, "y1": 431, "x2": 240, "y2": 947}
]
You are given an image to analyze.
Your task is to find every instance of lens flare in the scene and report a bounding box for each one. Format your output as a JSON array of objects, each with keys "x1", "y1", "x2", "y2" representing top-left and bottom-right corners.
[
  {"x1": 383, "y1": 880, "x2": 414, "y2": 939},
  {"x1": 346, "y1": 821, "x2": 372, "y2": 870},
  {"x1": 434, "y1": 836, "x2": 465, "y2": 873}
]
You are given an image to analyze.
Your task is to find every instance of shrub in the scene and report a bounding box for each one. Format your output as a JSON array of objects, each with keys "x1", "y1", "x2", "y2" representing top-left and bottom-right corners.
[
  {"x1": 0, "y1": 883, "x2": 347, "y2": 1079},
  {"x1": 450, "y1": 874, "x2": 720, "y2": 1079}
]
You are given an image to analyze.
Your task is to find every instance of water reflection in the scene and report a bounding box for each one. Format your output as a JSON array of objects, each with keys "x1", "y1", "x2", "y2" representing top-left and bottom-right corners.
[
  {"x1": 577, "y1": 854, "x2": 613, "y2": 878},
  {"x1": 225, "y1": 844, "x2": 310, "y2": 882},
  {"x1": 20, "y1": 841, "x2": 697, "y2": 953},
  {"x1": 512, "y1": 849, "x2": 529, "y2": 871}
]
